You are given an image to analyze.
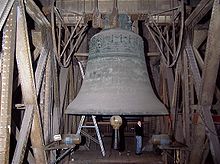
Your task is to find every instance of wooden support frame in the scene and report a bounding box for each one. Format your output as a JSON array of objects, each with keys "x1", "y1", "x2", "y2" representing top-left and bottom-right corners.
[
  {"x1": 24, "y1": 0, "x2": 50, "y2": 27},
  {"x1": 0, "y1": 0, "x2": 15, "y2": 31},
  {"x1": 0, "y1": 4, "x2": 16, "y2": 163},
  {"x1": 12, "y1": 105, "x2": 35, "y2": 163},
  {"x1": 185, "y1": 0, "x2": 214, "y2": 29},
  {"x1": 14, "y1": 0, "x2": 47, "y2": 163},
  {"x1": 199, "y1": 1, "x2": 220, "y2": 163},
  {"x1": 1, "y1": 0, "x2": 220, "y2": 163}
]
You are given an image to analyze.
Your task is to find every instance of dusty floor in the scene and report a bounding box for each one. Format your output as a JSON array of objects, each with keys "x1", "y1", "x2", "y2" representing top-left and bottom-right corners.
[
  {"x1": 60, "y1": 136, "x2": 164, "y2": 164},
  {"x1": 69, "y1": 150, "x2": 163, "y2": 164}
]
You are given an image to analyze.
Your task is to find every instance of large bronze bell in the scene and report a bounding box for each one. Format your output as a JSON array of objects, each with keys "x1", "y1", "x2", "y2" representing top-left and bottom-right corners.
[{"x1": 65, "y1": 28, "x2": 168, "y2": 115}]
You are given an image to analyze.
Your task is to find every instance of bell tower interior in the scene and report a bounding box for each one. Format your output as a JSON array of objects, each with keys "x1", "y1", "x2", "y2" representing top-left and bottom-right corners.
[{"x1": 1, "y1": 0, "x2": 220, "y2": 163}]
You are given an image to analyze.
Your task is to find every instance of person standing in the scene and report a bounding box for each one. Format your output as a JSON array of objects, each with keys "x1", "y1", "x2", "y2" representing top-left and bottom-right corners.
[
  {"x1": 135, "y1": 120, "x2": 143, "y2": 155},
  {"x1": 118, "y1": 116, "x2": 127, "y2": 155}
]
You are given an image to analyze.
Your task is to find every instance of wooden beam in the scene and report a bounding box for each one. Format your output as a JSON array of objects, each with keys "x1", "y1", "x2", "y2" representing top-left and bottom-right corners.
[
  {"x1": 200, "y1": 0, "x2": 220, "y2": 105},
  {"x1": 195, "y1": 1, "x2": 220, "y2": 163},
  {"x1": 11, "y1": 120, "x2": 35, "y2": 164},
  {"x1": 185, "y1": 0, "x2": 214, "y2": 29},
  {"x1": 15, "y1": 0, "x2": 47, "y2": 163},
  {"x1": 193, "y1": 29, "x2": 208, "y2": 49},
  {"x1": 43, "y1": 54, "x2": 52, "y2": 145},
  {"x1": 0, "y1": 0, "x2": 15, "y2": 31},
  {"x1": 189, "y1": 0, "x2": 220, "y2": 162},
  {"x1": 185, "y1": 36, "x2": 202, "y2": 95},
  {"x1": 34, "y1": 30, "x2": 49, "y2": 96},
  {"x1": 0, "y1": 5, "x2": 16, "y2": 164},
  {"x1": 24, "y1": 0, "x2": 50, "y2": 27},
  {"x1": 12, "y1": 105, "x2": 35, "y2": 163},
  {"x1": 170, "y1": 59, "x2": 181, "y2": 133},
  {"x1": 192, "y1": 46, "x2": 204, "y2": 69},
  {"x1": 183, "y1": 51, "x2": 191, "y2": 146}
]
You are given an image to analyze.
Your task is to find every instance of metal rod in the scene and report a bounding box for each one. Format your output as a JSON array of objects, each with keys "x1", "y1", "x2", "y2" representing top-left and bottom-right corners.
[
  {"x1": 64, "y1": 25, "x2": 87, "y2": 66},
  {"x1": 145, "y1": 23, "x2": 167, "y2": 62},
  {"x1": 150, "y1": 16, "x2": 174, "y2": 56},
  {"x1": 60, "y1": 16, "x2": 82, "y2": 58},
  {"x1": 78, "y1": 61, "x2": 85, "y2": 79},
  {"x1": 58, "y1": 23, "x2": 62, "y2": 56},
  {"x1": 150, "y1": 6, "x2": 180, "y2": 16}
]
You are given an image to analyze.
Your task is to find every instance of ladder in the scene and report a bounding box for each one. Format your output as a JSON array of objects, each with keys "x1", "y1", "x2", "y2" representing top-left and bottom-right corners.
[{"x1": 76, "y1": 115, "x2": 106, "y2": 156}]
